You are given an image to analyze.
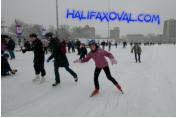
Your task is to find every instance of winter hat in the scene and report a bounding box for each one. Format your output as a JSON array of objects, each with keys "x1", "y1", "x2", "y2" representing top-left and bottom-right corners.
[
  {"x1": 1, "y1": 34, "x2": 9, "y2": 40},
  {"x1": 3, "y1": 53, "x2": 9, "y2": 58},
  {"x1": 82, "y1": 44, "x2": 86, "y2": 47},
  {"x1": 88, "y1": 40, "x2": 96, "y2": 46},
  {"x1": 45, "y1": 32, "x2": 53, "y2": 39},
  {"x1": 29, "y1": 33, "x2": 37, "y2": 38}
]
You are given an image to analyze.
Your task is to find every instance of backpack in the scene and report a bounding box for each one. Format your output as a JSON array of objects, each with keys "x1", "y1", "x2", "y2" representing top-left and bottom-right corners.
[
  {"x1": 57, "y1": 39, "x2": 66, "y2": 54},
  {"x1": 61, "y1": 43, "x2": 66, "y2": 54}
]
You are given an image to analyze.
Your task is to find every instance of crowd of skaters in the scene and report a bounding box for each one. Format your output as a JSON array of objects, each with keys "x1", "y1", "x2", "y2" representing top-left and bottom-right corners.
[
  {"x1": 1, "y1": 33, "x2": 152, "y2": 78},
  {"x1": 1, "y1": 33, "x2": 124, "y2": 96},
  {"x1": 2, "y1": 32, "x2": 172, "y2": 96}
]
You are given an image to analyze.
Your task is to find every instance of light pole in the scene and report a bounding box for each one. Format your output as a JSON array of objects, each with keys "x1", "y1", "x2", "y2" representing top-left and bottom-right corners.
[
  {"x1": 56, "y1": 0, "x2": 59, "y2": 37},
  {"x1": 107, "y1": 0, "x2": 110, "y2": 40}
]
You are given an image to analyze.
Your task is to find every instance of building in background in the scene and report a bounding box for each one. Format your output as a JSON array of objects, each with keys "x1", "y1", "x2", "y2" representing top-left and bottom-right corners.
[
  {"x1": 82, "y1": 25, "x2": 95, "y2": 39},
  {"x1": 126, "y1": 34, "x2": 146, "y2": 43},
  {"x1": 110, "y1": 27, "x2": 120, "y2": 41},
  {"x1": 95, "y1": 35, "x2": 102, "y2": 39},
  {"x1": 163, "y1": 19, "x2": 176, "y2": 38},
  {"x1": 71, "y1": 25, "x2": 95, "y2": 39}
]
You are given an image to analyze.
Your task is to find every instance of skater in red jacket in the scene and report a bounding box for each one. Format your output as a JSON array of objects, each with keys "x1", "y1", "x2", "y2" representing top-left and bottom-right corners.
[{"x1": 74, "y1": 40, "x2": 123, "y2": 97}]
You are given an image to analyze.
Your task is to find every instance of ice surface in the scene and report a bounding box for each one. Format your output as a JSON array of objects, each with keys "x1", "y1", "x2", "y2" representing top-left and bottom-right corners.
[{"x1": 1, "y1": 44, "x2": 176, "y2": 117}]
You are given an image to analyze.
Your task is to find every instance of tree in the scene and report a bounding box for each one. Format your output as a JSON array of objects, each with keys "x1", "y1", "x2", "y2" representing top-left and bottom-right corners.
[
  {"x1": 71, "y1": 26, "x2": 82, "y2": 39},
  {"x1": 48, "y1": 25, "x2": 56, "y2": 34},
  {"x1": 32, "y1": 24, "x2": 43, "y2": 38},
  {"x1": 8, "y1": 19, "x2": 44, "y2": 40},
  {"x1": 58, "y1": 25, "x2": 71, "y2": 40}
]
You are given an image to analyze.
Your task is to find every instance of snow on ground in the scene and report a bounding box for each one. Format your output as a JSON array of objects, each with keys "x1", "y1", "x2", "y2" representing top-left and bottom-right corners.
[{"x1": 1, "y1": 44, "x2": 176, "y2": 117}]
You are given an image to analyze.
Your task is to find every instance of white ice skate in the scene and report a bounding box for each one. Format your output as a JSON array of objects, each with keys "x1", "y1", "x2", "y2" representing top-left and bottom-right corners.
[
  {"x1": 32, "y1": 74, "x2": 40, "y2": 81},
  {"x1": 40, "y1": 76, "x2": 45, "y2": 84}
]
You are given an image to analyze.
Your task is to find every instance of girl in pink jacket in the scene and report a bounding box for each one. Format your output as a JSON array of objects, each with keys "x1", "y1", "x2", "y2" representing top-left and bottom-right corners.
[{"x1": 74, "y1": 40, "x2": 123, "y2": 97}]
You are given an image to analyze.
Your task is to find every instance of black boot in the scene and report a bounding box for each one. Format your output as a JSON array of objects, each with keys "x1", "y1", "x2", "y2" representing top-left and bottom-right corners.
[{"x1": 74, "y1": 76, "x2": 78, "y2": 82}]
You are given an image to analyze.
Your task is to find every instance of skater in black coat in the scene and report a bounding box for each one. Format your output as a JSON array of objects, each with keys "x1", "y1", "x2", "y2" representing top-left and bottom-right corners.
[
  {"x1": 76, "y1": 40, "x2": 81, "y2": 55},
  {"x1": 67, "y1": 41, "x2": 72, "y2": 53},
  {"x1": 7, "y1": 37, "x2": 15, "y2": 59},
  {"x1": 21, "y1": 33, "x2": 46, "y2": 83},
  {"x1": 79, "y1": 44, "x2": 87, "y2": 60},
  {"x1": 101, "y1": 41, "x2": 105, "y2": 50},
  {"x1": 45, "y1": 32, "x2": 78, "y2": 86},
  {"x1": 123, "y1": 42, "x2": 127, "y2": 48},
  {"x1": 1, "y1": 53, "x2": 17, "y2": 76}
]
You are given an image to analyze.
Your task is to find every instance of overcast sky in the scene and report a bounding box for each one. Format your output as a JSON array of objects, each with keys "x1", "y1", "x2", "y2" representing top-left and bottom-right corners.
[{"x1": 2, "y1": 0, "x2": 176, "y2": 37}]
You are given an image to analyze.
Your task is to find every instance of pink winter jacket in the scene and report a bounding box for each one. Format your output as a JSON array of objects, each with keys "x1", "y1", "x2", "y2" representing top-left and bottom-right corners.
[{"x1": 81, "y1": 48, "x2": 114, "y2": 68}]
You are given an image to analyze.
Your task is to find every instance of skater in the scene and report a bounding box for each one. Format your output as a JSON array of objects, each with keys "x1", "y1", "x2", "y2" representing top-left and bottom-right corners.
[
  {"x1": 7, "y1": 37, "x2": 15, "y2": 59},
  {"x1": 130, "y1": 42, "x2": 133, "y2": 47},
  {"x1": 71, "y1": 40, "x2": 76, "y2": 53},
  {"x1": 42, "y1": 39, "x2": 49, "y2": 55},
  {"x1": 67, "y1": 40, "x2": 72, "y2": 53},
  {"x1": 79, "y1": 43, "x2": 87, "y2": 60},
  {"x1": 74, "y1": 40, "x2": 123, "y2": 97},
  {"x1": 45, "y1": 32, "x2": 78, "y2": 86},
  {"x1": 76, "y1": 39, "x2": 81, "y2": 55},
  {"x1": 101, "y1": 41, "x2": 105, "y2": 50},
  {"x1": 115, "y1": 42, "x2": 118, "y2": 48},
  {"x1": 108, "y1": 41, "x2": 111, "y2": 51},
  {"x1": 106, "y1": 41, "x2": 108, "y2": 47},
  {"x1": 21, "y1": 33, "x2": 46, "y2": 83},
  {"x1": 123, "y1": 42, "x2": 127, "y2": 48},
  {"x1": 1, "y1": 53, "x2": 17, "y2": 76},
  {"x1": 131, "y1": 43, "x2": 142, "y2": 63}
]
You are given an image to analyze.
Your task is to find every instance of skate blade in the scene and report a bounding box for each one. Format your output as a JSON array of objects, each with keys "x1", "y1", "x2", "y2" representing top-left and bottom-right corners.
[
  {"x1": 121, "y1": 90, "x2": 124, "y2": 94},
  {"x1": 121, "y1": 91, "x2": 124, "y2": 94},
  {"x1": 90, "y1": 93, "x2": 99, "y2": 97},
  {"x1": 74, "y1": 79, "x2": 78, "y2": 82},
  {"x1": 52, "y1": 84, "x2": 60, "y2": 88},
  {"x1": 52, "y1": 85, "x2": 59, "y2": 88}
]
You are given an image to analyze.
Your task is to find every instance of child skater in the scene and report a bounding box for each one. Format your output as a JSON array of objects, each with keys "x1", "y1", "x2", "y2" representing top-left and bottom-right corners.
[
  {"x1": 74, "y1": 40, "x2": 123, "y2": 97},
  {"x1": 79, "y1": 43, "x2": 87, "y2": 60}
]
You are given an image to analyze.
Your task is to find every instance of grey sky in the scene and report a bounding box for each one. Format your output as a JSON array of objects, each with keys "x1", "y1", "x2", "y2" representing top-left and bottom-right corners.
[{"x1": 2, "y1": 0, "x2": 176, "y2": 37}]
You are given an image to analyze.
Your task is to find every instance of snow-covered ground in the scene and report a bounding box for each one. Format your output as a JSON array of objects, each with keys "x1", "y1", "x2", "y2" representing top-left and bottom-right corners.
[{"x1": 1, "y1": 44, "x2": 176, "y2": 117}]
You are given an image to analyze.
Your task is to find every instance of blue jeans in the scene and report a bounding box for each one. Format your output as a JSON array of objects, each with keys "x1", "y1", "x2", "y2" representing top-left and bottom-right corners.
[
  {"x1": 8, "y1": 50, "x2": 15, "y2": 59},
  {"x1": 54, "y1": 66, "x2": 77, "y2": 83}
]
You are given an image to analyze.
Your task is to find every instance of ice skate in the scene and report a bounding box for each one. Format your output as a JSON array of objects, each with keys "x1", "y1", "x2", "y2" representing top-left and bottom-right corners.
[
  {"x1": 40, "y1": 76, "x2": 46, "y2": 84},
  {"x1": 32, "y1": 74, "x2": 40, "y2": 81}
]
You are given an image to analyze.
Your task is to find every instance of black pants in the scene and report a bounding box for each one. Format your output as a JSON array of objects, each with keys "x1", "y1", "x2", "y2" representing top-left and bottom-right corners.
[
  {"x1": 68, "y1": 47, "x2": 71, "y2": 53},
  {"x1": 44, "y1": 47, "x2": 48, "y2": 54},
  {"x1": 134, "y1": 53, "x2": 141, "y2": 62},
  {"x1": 80, "y1": 54, "x2": 86, "y2": 60},
  {"x1": 77, "y1": 47, "x2": 81, "y2": 55},
  {"x1": 72, "y1": 47, "x2": 75, "y2": 53},
  {"x1": 94, "y1": 66, "x2": 118, "y2": 89},
  {"x1": 34, "y1": 62, "x2": 46, "y2": 76}
]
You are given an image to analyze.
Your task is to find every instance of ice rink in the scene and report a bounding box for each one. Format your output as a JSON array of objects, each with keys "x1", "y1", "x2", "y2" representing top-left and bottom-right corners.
[{"x1": 1, "y1": 44, "x2": 176, "y2": 117}]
